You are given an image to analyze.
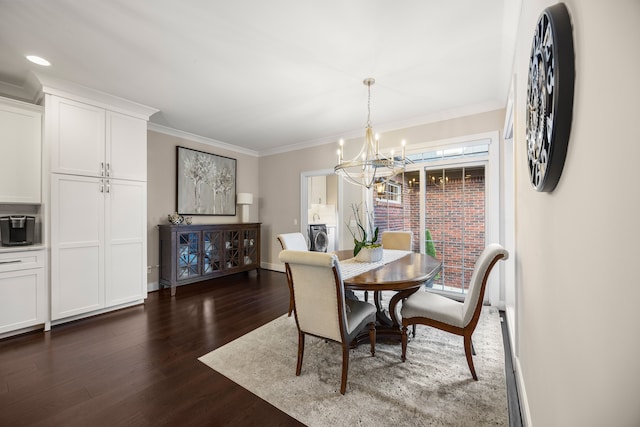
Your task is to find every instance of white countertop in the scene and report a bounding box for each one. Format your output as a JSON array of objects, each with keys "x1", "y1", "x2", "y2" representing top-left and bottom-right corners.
[{"x1": 0, "y1": 244, "x2": 46, "y2": 253}]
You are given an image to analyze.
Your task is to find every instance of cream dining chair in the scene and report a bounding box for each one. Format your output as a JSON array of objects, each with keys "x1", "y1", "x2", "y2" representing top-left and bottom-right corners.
[
  {"x1": 276, "y1": 232, "x2": 308, "y2": 316},
  {"x1": 400, "y1": 243, "x2": 508, "y2": 380},
  {"x1": 279, "y1": 249, "x2": 376, "y2": 394},
  {"x1": 381, "y1": 231, "x2": 413, "y2": 251}
]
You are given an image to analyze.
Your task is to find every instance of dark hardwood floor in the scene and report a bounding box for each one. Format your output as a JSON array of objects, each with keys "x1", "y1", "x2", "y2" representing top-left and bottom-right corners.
[
  {"x1": 0, "y1": 270, "x2": 305, "y2": 427},
  {"x1": 1, "y1": 270, "x2": 522, "y2": 427}
]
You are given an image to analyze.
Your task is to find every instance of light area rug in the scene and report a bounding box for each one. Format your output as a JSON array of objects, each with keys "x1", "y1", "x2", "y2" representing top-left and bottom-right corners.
[{"x1": 199, "y1": 307, "x2": 508, "y2": 426}]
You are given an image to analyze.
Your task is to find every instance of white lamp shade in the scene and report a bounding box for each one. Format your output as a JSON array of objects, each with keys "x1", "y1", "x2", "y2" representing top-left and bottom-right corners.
[{"x1": 237, "y1": 193, "x2": 253, "y2": 205}]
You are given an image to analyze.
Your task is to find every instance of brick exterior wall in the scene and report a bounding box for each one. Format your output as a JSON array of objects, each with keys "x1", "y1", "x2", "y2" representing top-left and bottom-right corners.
[{"x1": 374, "y1": 170, "x2": 485, "y2": 292}]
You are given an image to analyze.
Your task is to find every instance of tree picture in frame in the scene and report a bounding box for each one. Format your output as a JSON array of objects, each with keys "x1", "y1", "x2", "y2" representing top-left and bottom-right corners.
[{"x1": 176, "y1": 146, "x2": 237, "y2": 215}]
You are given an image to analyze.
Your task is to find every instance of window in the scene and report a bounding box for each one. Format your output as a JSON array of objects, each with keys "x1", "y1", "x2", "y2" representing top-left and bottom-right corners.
[
  {"x1": 373, "y1": 137, "x2": 494, "y2": 296},
  {"x1": 375, "y1": 180, "x2": 401, "y2": 203},
  {"x1": 425, "y1": 166, "x2": 485, "y2": 294}
]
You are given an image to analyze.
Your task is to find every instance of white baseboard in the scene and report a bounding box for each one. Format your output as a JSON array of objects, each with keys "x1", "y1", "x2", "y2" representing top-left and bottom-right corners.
[
  {"x1": 261, "y1": 262, "x2": 285, "y2": 273},
  {"x1": 514, "y1": 354, "x2": 532, "y2": 427},
  {"x1": 51, "y1": 299, "x2": 145, "y2": 327},
  {"x1": 147, "y1": 281, "x2": 160, "y2": 292},
  {"x1": 505, "y1": 307, "x2": 531, "y2": 426},
  {"x1": 0, "y1": 324, "x2": 46, "y2": 340}
]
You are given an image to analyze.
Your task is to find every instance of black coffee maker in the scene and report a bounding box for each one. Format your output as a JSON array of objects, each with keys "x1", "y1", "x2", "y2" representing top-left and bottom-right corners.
[{"x1": 0, "y1": 216, "x2": 35, "y2": 246}]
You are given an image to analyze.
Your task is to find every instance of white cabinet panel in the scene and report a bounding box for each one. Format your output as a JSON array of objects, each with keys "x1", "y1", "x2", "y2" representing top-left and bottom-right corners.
[
  {"x1": 51, "y1": 175, "x2": 146, "y2": 320},
  {"x1": 0, "y1": 97, "x2": 41, "y2": 203},
  {"x1": 105, "y1": 180, "x2": 146, "y2": 305},
  {"x1": 49, "y1": 96, "x2": 105, "y2": 177},
  {"x1": 51, "y1": 175, "x2": 105, "y2": 320},
  {"x1": 46, "y1": 88, "x2": 151, "y2": 324},
  {"x1": 54, "y1": 246, "x2": 103, "y2": 318},
  {"x1": 0, "y1": 250, "x2": 45, "y2": 335},
  {"x1": 107, "y1": 112, "x2": 147, "y2": 181},
  {"x1": 48, "y1": 95, "x2": 147, "y2": 181}
]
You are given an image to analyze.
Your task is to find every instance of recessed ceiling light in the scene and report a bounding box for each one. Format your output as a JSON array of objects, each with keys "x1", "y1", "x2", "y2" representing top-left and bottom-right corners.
[{"x1": 26, "y1": 55, "x2": 51, "y2": 66}]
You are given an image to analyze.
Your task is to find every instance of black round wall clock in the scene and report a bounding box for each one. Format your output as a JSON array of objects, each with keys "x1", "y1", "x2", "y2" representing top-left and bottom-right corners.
[{"x1": 526, "y1": 3, "x2": 575, "y2": 192}]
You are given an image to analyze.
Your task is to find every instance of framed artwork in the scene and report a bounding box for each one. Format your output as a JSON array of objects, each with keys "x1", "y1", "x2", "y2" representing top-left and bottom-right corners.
[{"x1": 176, "y1": 146, "x2": 237, "y2": 215}]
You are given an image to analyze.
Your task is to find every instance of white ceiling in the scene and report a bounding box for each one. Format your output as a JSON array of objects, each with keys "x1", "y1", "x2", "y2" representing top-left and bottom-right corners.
[{"x1": 0, "y1": 1, "x2": 520, "y2": 155}]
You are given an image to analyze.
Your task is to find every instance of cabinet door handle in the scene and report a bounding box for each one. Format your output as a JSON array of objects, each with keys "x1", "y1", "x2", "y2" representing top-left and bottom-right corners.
[
  {"x1": 106, "y1": 162, "x2": 110, "y2": 177},
  {"x1": 0, "y1": 260, "x2": 21, "y2": 265},
  {"x1": 106, "y1": 180, "x2": 110, "y2": 193},
  {"x1": 99, "y1": 180, "x2": 104, "y2": 193},
  {"x1": 100, "y1": 162, "x2": 105, "y2": 177}
]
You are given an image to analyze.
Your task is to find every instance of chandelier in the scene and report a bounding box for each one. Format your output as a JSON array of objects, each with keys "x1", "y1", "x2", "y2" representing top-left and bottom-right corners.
[{"x1": 334, "y1": 78, "x2": 407, "y2": 189}]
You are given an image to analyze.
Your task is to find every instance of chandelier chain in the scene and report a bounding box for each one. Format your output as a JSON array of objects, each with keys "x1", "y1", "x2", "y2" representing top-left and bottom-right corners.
[{"x1": 366, "y1": 81, "x2": 372, "y2": 127}]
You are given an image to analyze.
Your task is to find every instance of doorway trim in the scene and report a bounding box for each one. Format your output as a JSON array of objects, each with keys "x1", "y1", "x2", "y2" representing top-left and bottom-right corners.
[{"x1": 300, "y1": 169, "x2": 343, "y2": 250}]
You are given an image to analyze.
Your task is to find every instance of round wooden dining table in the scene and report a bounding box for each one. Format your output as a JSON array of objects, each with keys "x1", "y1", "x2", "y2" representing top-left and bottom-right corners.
[{"x1": 334, "y1": 249, "x2": 443, "y2": 341}]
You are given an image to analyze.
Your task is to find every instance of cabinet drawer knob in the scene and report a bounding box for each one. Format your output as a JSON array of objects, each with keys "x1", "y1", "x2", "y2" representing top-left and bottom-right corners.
[{"x1": 0, "y1": 260, "x2": 22, "y2": 265}]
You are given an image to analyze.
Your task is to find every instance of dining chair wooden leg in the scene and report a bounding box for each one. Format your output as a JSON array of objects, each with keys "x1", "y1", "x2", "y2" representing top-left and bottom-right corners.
[
  {"x1": 400, "y1": 325, "x2": 409, "y2": 362},
  {"x1": 296, "y1": 331, "x2": 305, "y2": 376},
  {"x1": 368, "y1": 322, "x2": 376, "y2": 356},
  {"x1": 463, "y1": 334, "x2": 478, "y2": 380},
  {"x1": 286, "y1": 268, "x2": 294, "y2": 317},
  {"x1": 340, "y1": 343, "x2": 349, "y2": 395}
]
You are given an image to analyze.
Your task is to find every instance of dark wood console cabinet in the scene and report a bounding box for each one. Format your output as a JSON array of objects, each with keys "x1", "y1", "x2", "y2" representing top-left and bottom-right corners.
[{"x1": 158, "y1": 223, "x2": 261, "y2": 295}]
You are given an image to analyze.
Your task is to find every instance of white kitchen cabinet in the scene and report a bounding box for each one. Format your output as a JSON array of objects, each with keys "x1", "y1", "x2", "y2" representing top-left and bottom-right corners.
[
  {"x1": 0, "y1": 249, "x2": 46, "y2": 335},
  {"x1": 51, "y1": 174, "x2": 146, "y2": 320},
  {"x1": 107, "y1": 111, "x2": 148, "y2": 181},
  {"x1": 48, "y1": 95, "x2": 147, "y2": 181},
  {"x1": 0, "y1": 97, "x2": 42, "y2": 203},
  {"x1": 105, "y1": 179, "x2": 147, "y2": 306},
  {"x1": 42, "y1": 82, "x2": 156, "y2": 324}
]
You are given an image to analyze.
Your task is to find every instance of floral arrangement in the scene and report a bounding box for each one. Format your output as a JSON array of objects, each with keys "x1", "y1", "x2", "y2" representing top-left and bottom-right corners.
[{"x1": 346, "y1": 203, "x2": 380, "y2": 256}]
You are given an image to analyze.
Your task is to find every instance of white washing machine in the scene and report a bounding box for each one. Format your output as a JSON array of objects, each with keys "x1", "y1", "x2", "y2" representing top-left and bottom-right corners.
[{"x1": 309, "y1": 224, "x2": 328, "y2": 252}]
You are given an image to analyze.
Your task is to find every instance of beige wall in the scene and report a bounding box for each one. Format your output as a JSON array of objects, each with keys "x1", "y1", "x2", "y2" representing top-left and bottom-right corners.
[
  {"x1": 512, "y1": 1, "x2": 640, "y2": 426},
  {"x1": 146, "y1": 130, "x2": 259, "y2": 285},
  {"x1": 259, "y1": 109, "x2": 506, "y2": 270}
]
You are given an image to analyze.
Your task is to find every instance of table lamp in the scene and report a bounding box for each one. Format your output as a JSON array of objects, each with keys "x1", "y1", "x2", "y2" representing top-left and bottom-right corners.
[{"x1": 237, "y1": 193, "x2": 253, "y2": 223}]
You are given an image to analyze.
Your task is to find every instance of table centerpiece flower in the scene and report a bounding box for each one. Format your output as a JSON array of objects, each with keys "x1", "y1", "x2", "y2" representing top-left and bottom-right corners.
[{"x1": 347, "y1": 203, "x2": 383, "y2": 262}]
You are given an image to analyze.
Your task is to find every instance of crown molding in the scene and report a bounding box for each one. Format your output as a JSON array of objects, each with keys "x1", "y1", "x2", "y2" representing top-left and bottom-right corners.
[
  {"x1": 148, "y1": 123, "x2": 260, "y2": 157},
  {"x1": 258, "y1": 101, "x2": 505, "y2": 157},
  {"x1": 0, "y1": 75, "x2": 41, "y2": 104},
  {"x1": 35, "y1": 73, "x2": 158, "y2": 120}
]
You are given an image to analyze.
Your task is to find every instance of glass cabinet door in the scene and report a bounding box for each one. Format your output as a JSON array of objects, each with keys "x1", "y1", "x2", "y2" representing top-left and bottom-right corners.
[
  {"x1": 177, "y1": 232, "x2": 200, "y2": 279},
  {"x1": 224, "y1": 230, "x2": 240, "y2": 269},
  {"x1": 203, "y1": 230, "x2": 222, "y2": 274},
  {"x1": 242, "y1": 229, "x2": 257, "y2": 266}
]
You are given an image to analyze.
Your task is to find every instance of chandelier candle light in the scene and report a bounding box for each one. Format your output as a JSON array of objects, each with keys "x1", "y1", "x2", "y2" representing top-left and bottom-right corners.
[{"x1": 334, "y1": 78, "x2": 407, "y2": 189}]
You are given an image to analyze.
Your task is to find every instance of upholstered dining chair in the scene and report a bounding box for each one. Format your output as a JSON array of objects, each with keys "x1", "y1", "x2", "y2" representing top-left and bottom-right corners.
[
  {"x1": 400, "y1": 243, "x2": 508, "y2": 380},
  {"x1": 279, "y1": 249, "x2": 376, "y2": 394},
  {"x1": 381, "y1": 231, "x2": 413, "y2": 251},
  {"x1": 276, "y1": 233, "x2": 308, "y2": 316}
]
